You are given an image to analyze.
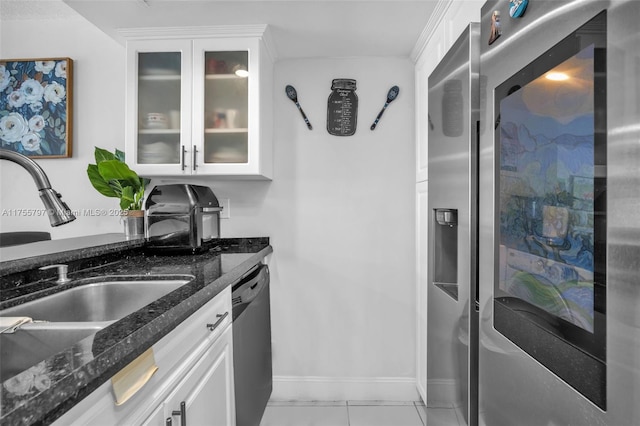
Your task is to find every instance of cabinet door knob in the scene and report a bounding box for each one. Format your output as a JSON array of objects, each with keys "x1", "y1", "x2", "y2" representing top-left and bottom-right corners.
[
  {"x1": 172, "y1": 401, "x2": 187, "y2": 426},
  {"x1": 166, "y1": 417, "x2": 173, "y2": 426},
  {"x1": 206, "y1": 311, "x2": 229, "y2": 332},
  {"x1": 181, "y1": 145, "x2": 187, "y2": 171}
]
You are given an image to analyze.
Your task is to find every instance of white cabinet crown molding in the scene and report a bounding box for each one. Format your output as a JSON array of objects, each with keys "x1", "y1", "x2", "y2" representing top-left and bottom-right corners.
[
  {"x1": 118, "y1": 24, "x2": 277, "y2": 60},
  {"x1": 410, "y1": 0, "x2": 452, "y2": 63}
]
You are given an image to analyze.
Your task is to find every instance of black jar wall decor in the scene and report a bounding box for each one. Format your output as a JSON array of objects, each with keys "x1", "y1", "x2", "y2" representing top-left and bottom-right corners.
[{"x1": 327, "y1": 79, "x2": 358, "y2": 136}]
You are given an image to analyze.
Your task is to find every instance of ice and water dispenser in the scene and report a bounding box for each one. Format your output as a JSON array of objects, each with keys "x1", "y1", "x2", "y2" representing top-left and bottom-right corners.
[{"x1": 433, "y1": 208, "x2": 458, "y2": 300}]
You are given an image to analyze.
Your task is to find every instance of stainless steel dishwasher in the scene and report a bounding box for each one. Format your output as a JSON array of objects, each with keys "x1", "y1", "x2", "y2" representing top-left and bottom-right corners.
[{"x1": 232, "y1": 264, "x2": 272, "y2": 426}]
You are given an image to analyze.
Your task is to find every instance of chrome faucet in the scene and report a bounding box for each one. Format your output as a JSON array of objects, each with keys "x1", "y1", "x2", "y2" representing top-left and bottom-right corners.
[
  {"x1": 0, "y1": 148, "x2": 76, "y2": 226},
  {"x1": 39, "y1": 264, "x2": 71, "y2": 284}
]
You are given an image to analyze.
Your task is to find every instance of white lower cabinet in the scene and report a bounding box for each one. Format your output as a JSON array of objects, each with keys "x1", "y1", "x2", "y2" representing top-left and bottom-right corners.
[
  {"x1": 143, "y1": 327, "x2": 235, "y2": 426},
  {"x1": 54, "y1": 287, "x2": 234, "y2": 426},
  {"x1": 146, "y1": 327, "x2": 234, "y2": 426}
]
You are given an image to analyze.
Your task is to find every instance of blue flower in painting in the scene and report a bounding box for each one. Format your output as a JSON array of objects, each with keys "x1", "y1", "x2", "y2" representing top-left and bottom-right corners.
[
  {"x1": 21, "y1": 79, "x2": 44, "y2": 104},
  {"x1": 35, "y1": 61, "x2": 56, "y2": 74},
  {"x1": 7, "y1": 91, "x2": 26, "y2": 109},
  {"x1": 0, "y1": 112, "x2": 29, "y2": 143},
  {"x1": 29, "y1": 100, "x2": 43, "y2": 113},
  {"x1": 21, "y1": 132, "x2": 41, "y2": 152},
  {"x1": 0, "y1": 65, "x2": 10, "y2": 92},
  {"x1": 43, "y1": 81, "x2": 65, "y2": 104}
]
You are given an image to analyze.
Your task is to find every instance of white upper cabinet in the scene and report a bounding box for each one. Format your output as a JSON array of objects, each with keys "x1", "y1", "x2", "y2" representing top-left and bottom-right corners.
[{"x1": 124, "y1": 26, "x2": 274, "y2": 179}]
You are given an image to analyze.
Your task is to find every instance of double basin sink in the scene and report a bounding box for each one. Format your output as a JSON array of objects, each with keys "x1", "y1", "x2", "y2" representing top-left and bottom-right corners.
[{"x1": 0, "y1": 276, "x2": 193, "y2": 383}]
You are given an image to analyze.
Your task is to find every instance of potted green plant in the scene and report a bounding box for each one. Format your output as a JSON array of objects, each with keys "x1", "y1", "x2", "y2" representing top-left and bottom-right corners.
[{"x1": 87, "y1": 147, "x2": 150, "y2": 238}]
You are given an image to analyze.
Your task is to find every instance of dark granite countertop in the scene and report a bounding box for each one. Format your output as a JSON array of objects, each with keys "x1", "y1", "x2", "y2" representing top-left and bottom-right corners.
[{"x1": 0, "y1": 236, "x2": 272, "y2": 426}]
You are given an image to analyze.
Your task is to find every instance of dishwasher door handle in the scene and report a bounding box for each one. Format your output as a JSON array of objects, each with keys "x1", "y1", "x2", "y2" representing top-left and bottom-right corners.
[{"x1": 232, "y1": 265, "x2": 268, "y2": 305}]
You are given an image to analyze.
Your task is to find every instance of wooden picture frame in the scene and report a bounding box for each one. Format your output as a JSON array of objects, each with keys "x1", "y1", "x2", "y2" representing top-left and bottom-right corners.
[{"x1": 0, "y1": 57, "x2": 73, "y2": 158}]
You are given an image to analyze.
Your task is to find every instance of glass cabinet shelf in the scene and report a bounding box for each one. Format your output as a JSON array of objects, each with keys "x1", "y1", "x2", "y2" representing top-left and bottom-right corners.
[
  {"x1": 138, "y1": 75, "x2": 181, "y2": 81},
  {"x1": 139, "y1": 129, "x2": 180, "y2": 134},
  {"x1": 204, "y1": 128, "x2": 248, "y2": 133},
  {"x1": 205, "y1": 74, "x2": 246, "y2": 80}
]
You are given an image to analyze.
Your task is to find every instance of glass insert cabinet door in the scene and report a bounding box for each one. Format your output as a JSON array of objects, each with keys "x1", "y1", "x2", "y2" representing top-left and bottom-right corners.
[
  {"x1": 201, "y1": 50, "x2": 249, "y2": 165},
  {"x1": 136, "y1": 51, "x2": 183, "y2": 166},
  {"x1": 127, "y1": 39, "x2": 193, "y2": 172}
]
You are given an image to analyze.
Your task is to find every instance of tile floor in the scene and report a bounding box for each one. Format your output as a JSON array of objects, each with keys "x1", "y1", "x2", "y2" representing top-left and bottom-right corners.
[{"x1": 259, "y1": 401, "x2": 464, "y2": 426}]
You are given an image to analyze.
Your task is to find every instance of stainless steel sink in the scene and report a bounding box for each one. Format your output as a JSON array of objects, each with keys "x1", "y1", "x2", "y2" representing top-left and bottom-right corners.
[
  {"x1": 0, "y1": 323, "x2": 104, "y2": 383},
  {"x1": 0, "y1": 276, "x2": 192, "y2": 322},
  {"x1": 0, "y1": 275, "x2": 193, "y2": 383}
]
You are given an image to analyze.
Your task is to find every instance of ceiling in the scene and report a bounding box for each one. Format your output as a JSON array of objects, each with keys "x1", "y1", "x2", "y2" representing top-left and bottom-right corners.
[{"x1": 1, "y1": 0, "x2": 439, "y2": 59}]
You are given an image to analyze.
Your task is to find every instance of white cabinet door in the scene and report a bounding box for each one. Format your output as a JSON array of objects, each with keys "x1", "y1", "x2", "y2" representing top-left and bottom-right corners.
[
  {"x1": 415, "y1": 180, "x2": 429, "y2": 403},
  {"x1": 415, "y1": 60, "x2": 429, "y2": 183},
  {"x1": 125, "y1": 39, "x2": 193, "y2": 176},
  {"x1": 162, "y1": 326, "x2": 235, "y2": 426},
  {"x1": 443, "y1": 0, "x2": 482, "y2": 49},
  {"x1": 141, "y1": 405, "x2": 165, "y2": 426},
  {"x1": 192, "y1": 37, "x2": 272, "y2": 178}
]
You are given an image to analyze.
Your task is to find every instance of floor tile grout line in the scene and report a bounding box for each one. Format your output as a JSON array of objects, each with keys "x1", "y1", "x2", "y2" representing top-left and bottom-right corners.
[
  {"x1": 346, "y1": 400, "x2": 418, "y2": 406},
  {"x1": 413, "y1": 401, "x2": 426, "y2": 426},
  {"x1": 267, "y1": 400, "x2": 347, "y2": 407},
  {"x1": 454, "y1": 406, "x2": 464, "y2": 426},
  {"x1": 261, "y1": 402, "x2": 441, "y2": 426}
]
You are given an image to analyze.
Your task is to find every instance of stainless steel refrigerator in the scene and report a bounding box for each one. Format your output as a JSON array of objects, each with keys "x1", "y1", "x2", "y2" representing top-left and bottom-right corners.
[
  {"x1": 427, "y1": 23, "x2": 480, "y2": 426},
  {"x1": 477, "y1": 1, "x2": 640, "y2": 425}
]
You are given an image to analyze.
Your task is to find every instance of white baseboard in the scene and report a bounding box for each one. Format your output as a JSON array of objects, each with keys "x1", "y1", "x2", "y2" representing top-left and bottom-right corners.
[
  {"x1": 426, "y1": 379, "x2": 459, "y2": 407},
  {"x1": 416, "y1": 380, "x2": 427, "y2": 404},
  {"x1": 271, "y1": 376, "x2": 420, "y2": 402}
]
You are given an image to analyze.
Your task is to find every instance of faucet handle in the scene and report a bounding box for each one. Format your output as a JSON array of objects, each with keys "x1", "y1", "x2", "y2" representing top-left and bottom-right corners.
[{"x1": 39, "y1": 264, "x2": 71, "y2": 284}]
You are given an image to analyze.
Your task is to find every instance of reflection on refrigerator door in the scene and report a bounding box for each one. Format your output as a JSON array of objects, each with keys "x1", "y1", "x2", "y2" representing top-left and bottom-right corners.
[
  {"x1": 478, "y1": 1, "x2": 640, "y2": 425},
  {"x1": 427, "y1": 23, "x2": 480, "y2": 426}
]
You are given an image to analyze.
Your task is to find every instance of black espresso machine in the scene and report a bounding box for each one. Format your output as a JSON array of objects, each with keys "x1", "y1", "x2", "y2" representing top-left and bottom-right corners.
[{"x1": 145, "y1": 184, "x2": 222, "y2": 253}]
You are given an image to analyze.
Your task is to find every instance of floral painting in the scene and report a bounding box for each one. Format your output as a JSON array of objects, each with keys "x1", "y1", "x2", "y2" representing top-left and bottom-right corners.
[{"x1": 0, "y1": 58, "x2": 73, "y2": 158}]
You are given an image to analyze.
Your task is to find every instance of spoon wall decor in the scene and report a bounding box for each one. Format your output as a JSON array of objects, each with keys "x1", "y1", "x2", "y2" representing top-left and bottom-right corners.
[
  {"x1": 285, "y1": 85, "x2": 313, "y2": 130},
  {"x1": 370, "y1": 85, "x2": 399, "y2": 130}
]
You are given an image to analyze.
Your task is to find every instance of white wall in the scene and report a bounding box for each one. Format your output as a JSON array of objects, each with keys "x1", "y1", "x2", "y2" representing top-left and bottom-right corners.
[
  {"x1": 1, "y1": 7, "x2": 417, "y2": 401},
  {"x1": 1, "y1": 11, "x2": 127, "y2": 237},
  {"x1": 223, "y1": 57, "x2": 417, "y2": 399},
  {"x1": 156, "y1": 57, "x2": 418, "y2": 399}
]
